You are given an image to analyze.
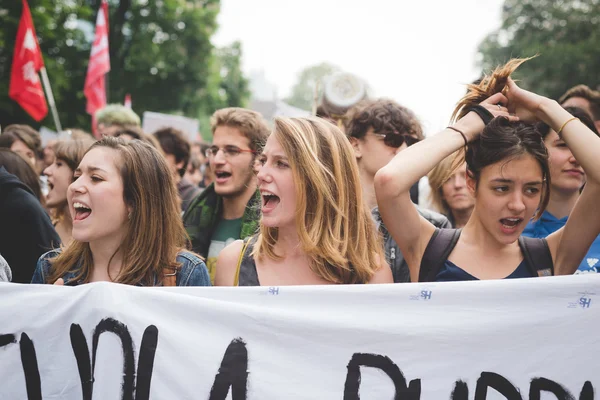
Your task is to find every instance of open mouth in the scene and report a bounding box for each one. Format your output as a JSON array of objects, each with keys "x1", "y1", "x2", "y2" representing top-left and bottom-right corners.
[
  {"x1": 214, "y1": 171, "x2": 232, "y2": 182},
  {"x1": 500, "y1": 217, "x2": 522, "y2": 229},
  {"x1": 261, "y1": 192, "x2": 280, "y2": 211},
  {"x1": 73, "y1": 202, "x2": 92, "y2": 221},
  {"x1": 48, "y1": 182, "x2": 54, "y2": 191}
]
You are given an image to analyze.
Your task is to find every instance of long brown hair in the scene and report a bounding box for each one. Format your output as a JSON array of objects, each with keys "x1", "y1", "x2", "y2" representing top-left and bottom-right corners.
[
  {"x1": 47, "y1": 137, "x2": 188, "y2": 285},
  {"x1": 252, "y1": 117, "x2": 385, "y2": 284}
]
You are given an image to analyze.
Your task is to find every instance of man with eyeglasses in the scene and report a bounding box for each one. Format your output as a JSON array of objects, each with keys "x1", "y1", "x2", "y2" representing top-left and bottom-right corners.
[
  {"x1": 183, "y1": 108, "x2": 270, "y2": 284},
  {"x1": 344, "y1": 99, "x2": 450, "y2": 283}
]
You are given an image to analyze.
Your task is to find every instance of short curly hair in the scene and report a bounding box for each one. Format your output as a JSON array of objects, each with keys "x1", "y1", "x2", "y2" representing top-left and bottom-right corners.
[{"x1": 344, "y1": 99, "x2": 424, "y2": 140}]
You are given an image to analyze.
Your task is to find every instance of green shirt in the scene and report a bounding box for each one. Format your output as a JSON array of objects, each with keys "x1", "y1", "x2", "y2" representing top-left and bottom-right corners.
[{"x1": 206, "y1": 217, "x2": 243, "y2": 284}]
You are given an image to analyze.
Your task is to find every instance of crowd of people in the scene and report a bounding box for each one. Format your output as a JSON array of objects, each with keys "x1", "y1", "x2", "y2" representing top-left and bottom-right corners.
[{"x1": 2, "y1": 58, "x2": 600, "y2": 287}]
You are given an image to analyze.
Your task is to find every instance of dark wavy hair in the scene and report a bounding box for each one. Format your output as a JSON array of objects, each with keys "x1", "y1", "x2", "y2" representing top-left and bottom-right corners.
[
  {"x1": 451, "y1": 58, "x2": 550, "y2": 219},
  {"x1": 345, "y1": 98, "x2": 424, "y2": 140}
]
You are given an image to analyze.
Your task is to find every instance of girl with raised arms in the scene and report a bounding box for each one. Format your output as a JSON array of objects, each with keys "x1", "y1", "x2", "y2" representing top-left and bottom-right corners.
[
  {"x1": 375, "y1": 59, "x2": 600, "y2": 282},
  {"x1": 215, "y1": 117, "x2": 393, "y2": 286},
  {"x1": 32, "y1": 137, "x2": 210, "y2": 286}
]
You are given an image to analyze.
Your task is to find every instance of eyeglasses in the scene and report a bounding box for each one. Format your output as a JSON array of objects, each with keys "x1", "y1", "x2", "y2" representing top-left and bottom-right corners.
[
  {"x1": 205, "y1": 145, "x2": 257, "y2": 158},
  {"x1": 372, "y1": 132, "x2": 421, "y2": 148}
]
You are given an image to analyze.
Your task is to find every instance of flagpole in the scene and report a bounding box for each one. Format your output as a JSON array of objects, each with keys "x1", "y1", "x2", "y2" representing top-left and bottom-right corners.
[{"x1": 39, "y1": 67, "x2": 62, "y2": 132}]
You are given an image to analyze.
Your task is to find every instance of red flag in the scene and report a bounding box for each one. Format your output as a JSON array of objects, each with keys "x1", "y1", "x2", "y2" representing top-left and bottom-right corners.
[
  {"x1": 9, "y1": 0, "x2": 48, "y2": 121},
  {"x1": 84, "y1": 0, "x2": 110, "y2": 136}
]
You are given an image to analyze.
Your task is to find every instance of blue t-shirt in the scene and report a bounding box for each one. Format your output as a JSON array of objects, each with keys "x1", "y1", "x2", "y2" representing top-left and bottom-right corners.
[
  {"x1": 523, "y1": 210, "x2": 600, "y2": 274},
  {"x1": 436, "y1": 259, "x2": 534, "y2": 282}
]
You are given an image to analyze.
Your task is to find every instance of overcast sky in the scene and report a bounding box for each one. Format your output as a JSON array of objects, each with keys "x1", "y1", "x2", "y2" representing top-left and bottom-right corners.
[{"x1": 213, "y1": 0, "x2": 505, "y2": 134}]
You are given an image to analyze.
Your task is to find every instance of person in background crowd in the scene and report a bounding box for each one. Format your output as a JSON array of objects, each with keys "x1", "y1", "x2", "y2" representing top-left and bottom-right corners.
[
  {"x1": 41, "y1": 129, "x2": 93, "y2": 171},
  {"x1": 559, "y1": 84, "x2": 600, "y2": 132},
  {"x1": 215, "y1": 117, "x2": 392, "y2": 286},
  {"x1": 0, "y1": 155, "x2": 60, "y2": 283},
  {"x1": 153, "y1": 127, "x2": 200, "y2": 212},
  {"x1": 0, "y1": 124, "x2": 49, "y2": 195},
  {"x1": 184, "y1": 108, "x2": 270, "y2": 284},
  {"x1": 344, "y1": 99, "x2": 449, "y2": 283},
  {"x1": 344, "y1": 99, "x2": 431, "y2": 208},
  {"x1": 523, "y1": 107, "x2": 600, "y2": 274},
  {"x1": 44, "y1": 138, "x2": 96, "y2": 244},
  {"x1": 428, "y1": 151, "x2": 475, "y2": 228},
  {"x1": 42, "y1": 139, "x2": 58, "y2": 170},
  {"x1": 190, "y1": 141, "x2": 212, "y2": 188},
  {"x1": 31, "y1": 137, "x2": 210, "y2": 287},
  {"x1": 0, "y1": 254, "x2": 11, "y2": 282},
  {"x1": 375, "y1": 59, "x2": 600, "y2": 282},
  {"x1": 0, "y1": 148, "x2": 46, "y2": 206},
  {"x1": 95, "y1": 104, "x2": 141, "y2": 137},
  {"x1": 184, "y1": 155, "x2": 204, "y2": 188},
  {"x1": 0, "y1": 124, "x2": 43, "y2": 171}
]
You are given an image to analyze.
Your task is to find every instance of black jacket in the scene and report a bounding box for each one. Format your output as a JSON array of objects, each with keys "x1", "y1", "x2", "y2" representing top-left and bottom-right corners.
[
  {"x1": 372, "y1": 205, "x2": 451, "y2": 283},
  {"x1": 0, "y1": 167, "x2": 60, "y2": 283}
]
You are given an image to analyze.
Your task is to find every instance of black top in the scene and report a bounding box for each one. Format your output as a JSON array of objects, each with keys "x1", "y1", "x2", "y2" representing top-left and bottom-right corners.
[
  {"x1": 238, "y1": 236, "x2": 260, "y2": 286},
  {"x1": 0, "y1": 167, "x2": 60, "y2": 283}
]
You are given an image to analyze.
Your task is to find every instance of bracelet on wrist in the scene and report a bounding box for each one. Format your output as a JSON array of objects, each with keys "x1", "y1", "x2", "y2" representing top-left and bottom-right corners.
[
  {"x1": 446, "y1": 126, "x2": 468, "y2": 148},
  {"x1": 557, "y1": 117, "x2": 579, "y2": 139}
]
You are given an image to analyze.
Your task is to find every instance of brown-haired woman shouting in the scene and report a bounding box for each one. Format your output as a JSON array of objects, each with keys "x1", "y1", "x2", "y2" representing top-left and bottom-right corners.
[
  {"x1": 375, "y1": 59, "x2": 600, "y2": 282},
  {"x1": 32, "y1": 137, "x2": 210, "y2": 286}
]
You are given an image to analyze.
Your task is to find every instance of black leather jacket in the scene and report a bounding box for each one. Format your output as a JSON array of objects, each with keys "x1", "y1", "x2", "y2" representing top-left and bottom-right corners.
[{"x1": 372, "y1": 206, "x2": 451, "y2": 283}]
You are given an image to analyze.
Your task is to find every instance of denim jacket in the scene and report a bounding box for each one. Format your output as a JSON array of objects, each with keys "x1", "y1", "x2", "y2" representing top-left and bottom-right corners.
[{"x1": 31, "y1": 249, "x2": 211, "y2": 286}]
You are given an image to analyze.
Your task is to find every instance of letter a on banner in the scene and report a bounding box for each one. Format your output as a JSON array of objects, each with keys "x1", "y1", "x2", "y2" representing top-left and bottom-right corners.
[
  {"x1": 84, "y1": 0, "x2": 110, "y2": 137},
  {"x1": 9, "y1": 0, "x2": 48, "y2": 121}
]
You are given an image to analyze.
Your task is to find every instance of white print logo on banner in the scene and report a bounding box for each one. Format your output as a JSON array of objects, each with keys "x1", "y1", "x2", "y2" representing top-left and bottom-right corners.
[{"x1": 1, "y1": 276, "x2": 600, "y2": 399}]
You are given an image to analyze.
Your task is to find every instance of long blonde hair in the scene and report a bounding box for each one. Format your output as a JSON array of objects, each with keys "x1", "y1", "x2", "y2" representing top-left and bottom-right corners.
[
  {"x1": 252, "y1": 117, "x2": 384, "y2": 284},
  {"x1": 428, "y1": 151, "x2": 461, "y2": 216},
  {"x1": 47, "y1": 137, "x2": 188, "y2": 285}
]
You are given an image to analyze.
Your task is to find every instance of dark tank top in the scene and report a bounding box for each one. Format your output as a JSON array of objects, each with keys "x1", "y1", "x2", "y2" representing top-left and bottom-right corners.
[
  {"x1": 236, "y1": 236, "x2": 362, "y2": 286},
  {"x1": 237, "y1": 236, "x2": 260, "y2": 286}
]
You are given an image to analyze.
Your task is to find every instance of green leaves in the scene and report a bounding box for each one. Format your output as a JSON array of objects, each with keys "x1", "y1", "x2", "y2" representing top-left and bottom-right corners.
[
  {"x1": 478, "y1": 0, "x2": 600, "y2": 100},
  {"x1": 0, "y1": 0, "x2": 249, "y2": 137}
]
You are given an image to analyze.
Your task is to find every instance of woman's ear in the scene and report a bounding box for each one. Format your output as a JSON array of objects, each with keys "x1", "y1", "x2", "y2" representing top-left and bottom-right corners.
[{"x1": 466, "y1": 170, "x2": 477, "y2": 197}]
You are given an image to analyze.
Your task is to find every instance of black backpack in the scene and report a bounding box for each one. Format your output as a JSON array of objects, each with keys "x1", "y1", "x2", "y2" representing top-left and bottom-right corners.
[{"x1": 418, "y1": 228, "x2": 554, "y2": 282}]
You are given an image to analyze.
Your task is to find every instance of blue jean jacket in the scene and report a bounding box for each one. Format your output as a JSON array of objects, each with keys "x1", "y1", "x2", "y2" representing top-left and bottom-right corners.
[{"x1": 31, "y1": 249, "x2": 211, "y2": 286}]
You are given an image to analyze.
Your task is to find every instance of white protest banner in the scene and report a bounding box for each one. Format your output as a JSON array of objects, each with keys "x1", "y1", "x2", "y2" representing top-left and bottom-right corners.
[
  {"x1": 1, "y1": 275, "x2": 599, "y2": 399},
  {"x1": 142, "y1": 111, "x2": 199, "y2": 142}
]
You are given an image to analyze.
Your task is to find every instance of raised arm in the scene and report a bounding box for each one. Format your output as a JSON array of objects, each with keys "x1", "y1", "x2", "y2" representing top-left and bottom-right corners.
[
  {"x1": 375, "y1": 94, "x2": 513, "y2": 281},
  {"x1": 506, "y1": 79, "x2": 600, "y2": 274}
]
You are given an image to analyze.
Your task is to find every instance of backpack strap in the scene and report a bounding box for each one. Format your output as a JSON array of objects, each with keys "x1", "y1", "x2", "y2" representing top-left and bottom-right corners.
[
  {"x1": 419, "y1": 228, "x2": 462, "y2": 282},
  {"x1": 518, "y1": 236, "x2": 554, "y2": 277},
  {"x1": 234, "y1": 237, "x2": 252, "y2": 286}
]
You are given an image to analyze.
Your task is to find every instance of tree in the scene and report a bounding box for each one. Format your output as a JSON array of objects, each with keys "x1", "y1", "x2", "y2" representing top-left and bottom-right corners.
[
  {"x1": 0, "y1": 0, "x2": 249, "y2": 135},
  {"x1": 285, "y1": 62, "x2": 340, "y2": 111},
  {"x1": 196, "y1": 40, "x2": 250, "y2": 140},
  {"x1": 478, "y1": 0, "x2": 600, "y2": 100}
]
